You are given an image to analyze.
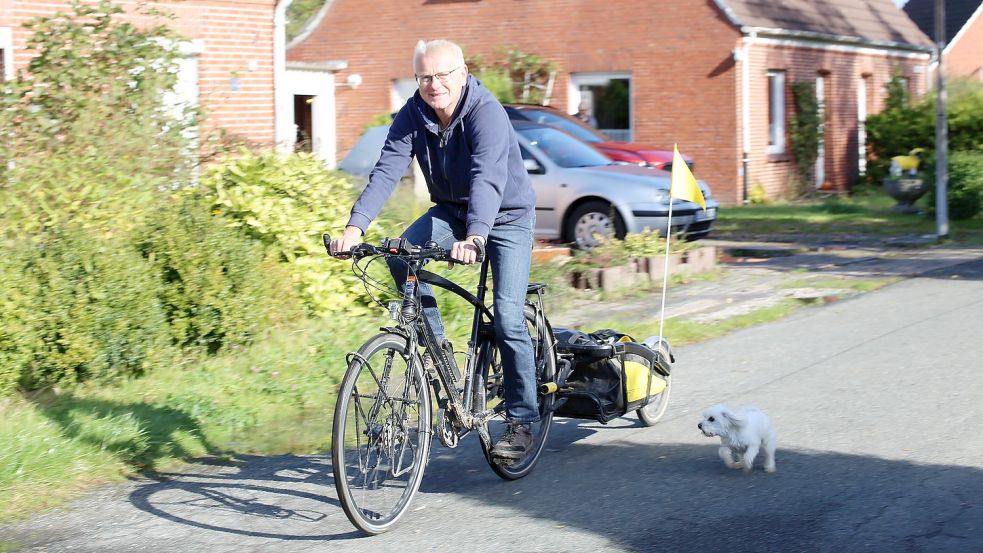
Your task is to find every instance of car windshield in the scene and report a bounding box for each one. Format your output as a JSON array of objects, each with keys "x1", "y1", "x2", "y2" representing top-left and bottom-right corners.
[
  {"x1": 518, "y1": 126, "x2": 613, "y2": 168},
  {"x1": 519, "y1": 110, "x2": 605, "y2": 143}
]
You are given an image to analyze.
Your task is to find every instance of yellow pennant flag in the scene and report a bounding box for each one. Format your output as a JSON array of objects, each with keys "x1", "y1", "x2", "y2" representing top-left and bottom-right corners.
[{"x1": 670, "y1": 144, "x2": 706, "y2": 211}]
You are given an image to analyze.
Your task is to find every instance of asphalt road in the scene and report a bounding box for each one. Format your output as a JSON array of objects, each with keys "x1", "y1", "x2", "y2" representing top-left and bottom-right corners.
[{"x1": 4, "y1": 258, "x2": 983, "y2": 553}]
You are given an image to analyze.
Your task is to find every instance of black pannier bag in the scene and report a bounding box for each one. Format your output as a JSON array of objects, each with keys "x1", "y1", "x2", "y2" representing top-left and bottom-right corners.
[{"x1": 551, "y1": 328, "x2": 672, "y2": 424}]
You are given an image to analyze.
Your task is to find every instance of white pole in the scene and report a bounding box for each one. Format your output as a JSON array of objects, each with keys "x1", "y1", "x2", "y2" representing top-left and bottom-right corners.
[
  {"x1": 935, "y1": 0, "x2": 949, "y2": 237},
  {"x1": 657, "y1": 200, "x2": 675, "y2": 342}
]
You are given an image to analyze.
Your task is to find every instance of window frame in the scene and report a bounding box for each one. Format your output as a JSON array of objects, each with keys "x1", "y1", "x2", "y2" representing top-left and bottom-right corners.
[{"x1": 767, "y1": 70, "x2": 786, "y2": 155}]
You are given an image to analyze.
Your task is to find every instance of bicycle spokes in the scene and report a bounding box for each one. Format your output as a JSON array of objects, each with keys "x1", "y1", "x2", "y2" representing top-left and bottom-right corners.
[{"x1": 334, "y1": 335, "x2": 431, "y2": 533}]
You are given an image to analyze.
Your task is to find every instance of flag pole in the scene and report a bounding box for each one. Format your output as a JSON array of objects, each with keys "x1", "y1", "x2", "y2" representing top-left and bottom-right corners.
[
  {"x1": 657, "y1": 199, "x2": 674, "y2": 342},
  {"x1": 659, "y1": 143, "x2": 705, "y2": 343}
]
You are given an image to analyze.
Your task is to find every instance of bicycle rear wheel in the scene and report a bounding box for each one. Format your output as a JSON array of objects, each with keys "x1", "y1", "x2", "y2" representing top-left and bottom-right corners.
[
  {"x1": 481, "y1": 306, "x2": 556, "y2": 480},
  {"x1": 332, "y1": 332, "x2": 432, "y2": 535}
]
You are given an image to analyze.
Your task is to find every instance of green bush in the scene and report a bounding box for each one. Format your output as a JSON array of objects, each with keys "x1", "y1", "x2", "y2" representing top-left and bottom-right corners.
[
  {"x1": 138, "y1": 197, "x2": 298, "y2": 353},
  {"x1": 4, "y1": 228, "x2": 173, "y2": 390},
  {"x1": 0, "y1": 1, "x2": 193, "y2": 242},
  {"x1": 198, "y1": 151, "x2": 390, "y2": 316},
  {"x1": 924, "y1": 151, "x2": 983, "y2": 220},
  {"x1": 864, "y1": 76, "x2": 935, "y2": 186},
  {"x1": 0, "y1": 251, "x2": 38, "y2": 395},
  {"x1": 866, "y1": 77, "x2": 983, "y2": 187}
]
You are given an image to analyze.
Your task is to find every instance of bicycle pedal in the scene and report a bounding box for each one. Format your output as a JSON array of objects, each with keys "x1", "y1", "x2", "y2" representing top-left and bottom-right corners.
[{"x1": 493, "y1": 456, "x2": 517, "y2": 467}]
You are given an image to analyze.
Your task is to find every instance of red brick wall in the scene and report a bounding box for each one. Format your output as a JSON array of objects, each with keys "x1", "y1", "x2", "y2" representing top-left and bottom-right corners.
[
  {"x1": 946, "y1": 10, "x2": 983, "y2": 81},
  {"x1": 288, "y1": 0, "x2": 929, "y2": 204},
  {"x1": 288, "y1": 0, "x2": 744, "y2": 202},
  {"x1": 1, "y1": 0, "x2": 277, "y2": 144},
  {"x1": 745, "y1": 41, "x2": 929, "y2": 198}
]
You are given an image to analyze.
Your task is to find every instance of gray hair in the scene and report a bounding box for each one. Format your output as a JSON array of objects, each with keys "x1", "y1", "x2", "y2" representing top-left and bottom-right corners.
[{"x1": 413, "y1": 39, "x2": 465, "y2": 68}]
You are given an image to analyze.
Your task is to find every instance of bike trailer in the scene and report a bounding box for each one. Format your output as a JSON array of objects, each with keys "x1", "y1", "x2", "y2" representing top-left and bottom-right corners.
[{"x1": 550, "y1": 328, "x2": 673, "y2": 424}]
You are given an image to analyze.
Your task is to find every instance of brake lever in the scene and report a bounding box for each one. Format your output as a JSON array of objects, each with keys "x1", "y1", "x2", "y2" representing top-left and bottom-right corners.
[
  {"x1": 472, "y1": 237, "x2": 485, "y2": 263},
  {"x1": 322, "y1": 233, "x2": 356, "y2": 259}
]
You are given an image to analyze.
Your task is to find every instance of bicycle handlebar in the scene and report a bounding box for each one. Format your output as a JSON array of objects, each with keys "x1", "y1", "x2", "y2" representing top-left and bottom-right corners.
[{"x1": 322, "y1": 234, "x2": 485, "y2": 264}]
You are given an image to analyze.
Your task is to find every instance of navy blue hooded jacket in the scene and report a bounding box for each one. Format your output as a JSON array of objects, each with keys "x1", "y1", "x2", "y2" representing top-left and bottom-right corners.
[{"x1": 347, "y1": 75, "x2": 535, "y2": 239}]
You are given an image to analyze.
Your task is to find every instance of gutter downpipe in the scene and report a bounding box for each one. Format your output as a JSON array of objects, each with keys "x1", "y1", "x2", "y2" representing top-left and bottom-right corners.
[
  {"x1": 740, "y1": 30, "x2": 756, "y2": 205},
  {"x1": 274, "y1": 0, "x2": 294, "y2": 153}
]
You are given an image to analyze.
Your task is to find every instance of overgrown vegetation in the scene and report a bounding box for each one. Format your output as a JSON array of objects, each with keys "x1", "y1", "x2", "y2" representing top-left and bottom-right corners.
[
  {"x1": 865, "y1": 75, "x2": 983, "y2": 220},
  {"x1": 194, "y1": 151, "x2": 390, "y2": 316},
  {"x1": 0, "y1": 1, "x2": 195, "y2": 241},
  {"x1": 789, "y1": 81, "x2": 822, "y2": 197},
  {"x1": 286, "y1": 0, "x2": 325, "y2": 42},
  {"x1": 467, "y1": 46, "x2": 558, "y2": 104}
]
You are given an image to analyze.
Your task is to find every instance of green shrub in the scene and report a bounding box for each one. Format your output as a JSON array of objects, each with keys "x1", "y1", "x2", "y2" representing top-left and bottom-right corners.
[
  {"x1": 474, "y1": 68, "x2": 516, "y2": 103},
  {"x1": 866, "y1": 77, "x2": 983, "y2": 187},
  {"x1": 198, "y1": 151, "x2": 390, "y2": 316},
  {"x1": 4, "y1": 228, "x2": 172, "y2": 390},
  {"x1": 138, "y1": 197, "x2": 298, "y2": 353},
  {"x1": 0, "y1": 251, "x2": 38, "y2": 395},
  {"x1": 924, "y1": 151, "x2": 983, "y2": 220},
  {"x1": 0, "y1": 1, "x2": 193, "y2": 242},
  {"x1": 789, "y1": 81, "x2": 822, "y2": 196}
]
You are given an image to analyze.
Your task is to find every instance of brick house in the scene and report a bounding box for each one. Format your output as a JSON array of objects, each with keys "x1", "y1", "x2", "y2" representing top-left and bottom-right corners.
[
  {"x1": 287, "y1": 0, "x2": 933, "y2": 204},
  {"x1": 905, "y1": 0, "x2": 983, "y2": 81},
  {"x1": 0, "y1": 0, "x2": 327, "y2": 156}
]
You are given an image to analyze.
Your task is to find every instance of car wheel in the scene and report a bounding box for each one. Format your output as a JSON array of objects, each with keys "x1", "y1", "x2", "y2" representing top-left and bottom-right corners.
[{"x1": 564, "y1": 200, "x2": 626, "y2": 249}]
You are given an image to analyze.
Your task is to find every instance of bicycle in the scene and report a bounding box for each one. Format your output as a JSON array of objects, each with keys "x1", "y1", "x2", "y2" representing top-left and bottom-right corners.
[{"x1": 323, "y1": 234, "x2": 558, "y2": 535}]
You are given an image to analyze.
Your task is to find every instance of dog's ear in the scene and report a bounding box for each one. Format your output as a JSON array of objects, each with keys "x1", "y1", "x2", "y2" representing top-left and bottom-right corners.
[{"x1": 721, "y1": 408, "x2": 745, "y2": 427}]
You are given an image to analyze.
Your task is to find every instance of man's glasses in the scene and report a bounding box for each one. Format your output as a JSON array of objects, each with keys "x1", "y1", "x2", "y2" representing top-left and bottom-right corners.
[{"x1": 415, "y1": 66, "x2": 463, "y2": 86}]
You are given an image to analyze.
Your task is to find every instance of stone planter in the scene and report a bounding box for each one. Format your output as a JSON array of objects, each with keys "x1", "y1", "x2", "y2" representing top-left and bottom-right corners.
[
  {"x1": 883, "y1": 177, "x2": 927, "y2": 214},
  {"x1": 570, "y1": 246, "x2": 717, "y2": 291}
]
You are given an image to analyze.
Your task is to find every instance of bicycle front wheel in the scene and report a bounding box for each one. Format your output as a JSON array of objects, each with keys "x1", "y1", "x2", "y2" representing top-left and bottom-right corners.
[
  {"x1": 332, "y1": 332, "x2": 432, "y2": 535},
  {"x1": 481, "y1": 306, "x2": 556, "y2": 480}
]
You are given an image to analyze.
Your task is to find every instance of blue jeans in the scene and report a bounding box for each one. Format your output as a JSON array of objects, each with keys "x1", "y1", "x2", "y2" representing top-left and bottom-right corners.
[{"x1": 389, "y1": 205, "x2": 540, "y2": 424}]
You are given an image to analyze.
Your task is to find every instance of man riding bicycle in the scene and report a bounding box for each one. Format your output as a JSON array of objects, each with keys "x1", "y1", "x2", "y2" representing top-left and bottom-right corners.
[{"x1": 329, "y1": 39, "x2": 539, "y2": 463}]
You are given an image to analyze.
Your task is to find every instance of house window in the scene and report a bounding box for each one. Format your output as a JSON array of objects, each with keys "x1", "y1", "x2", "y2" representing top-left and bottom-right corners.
[
  {"x1": 391, "y1": 78, "x2": 418, "y2": 112},
  {"x1": 1, "y1": 26, "x2": 13, "y2": 82},
  {"x1": 569, "y1": 72, "x2": 632, "y2": 142},
  {"x1": 767, "y1": 71, "x2": 786, "y2": 155},
  {"x1": 858, "y1": 75, "x2": 870, "y2": 174},
  {"x1": 897, "y1": 76, "x2": 910, "y2": 104}
]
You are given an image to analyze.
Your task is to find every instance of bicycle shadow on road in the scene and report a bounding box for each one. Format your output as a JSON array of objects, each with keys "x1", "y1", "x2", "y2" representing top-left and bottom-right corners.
[
  {"x1": 128, "y1": 454, "x2": 365, "y2": 541},
  {"x1": 419, "y1": 437, "x2": 983, "y2": 552},
  {"x1": 31, "y1": 393, "x2": 219, "y2": 470}
]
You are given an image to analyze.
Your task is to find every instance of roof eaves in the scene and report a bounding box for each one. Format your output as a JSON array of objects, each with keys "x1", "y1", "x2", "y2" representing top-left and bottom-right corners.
[
  {"x1": 742, "y1": 26, "x2": 935, "y2": 54},
  {"x1": 287, "y1": 0, "x2": 336, "y2": 50},
  {"x1": 286, "y1": 60, "x2": 348, "y2": 72},
  {"x1": 711, "y1": 0, "x2": 745, "y2": 28},
  {"x1": 945, "y1": 1, "x2": 983, "y2": 54}
]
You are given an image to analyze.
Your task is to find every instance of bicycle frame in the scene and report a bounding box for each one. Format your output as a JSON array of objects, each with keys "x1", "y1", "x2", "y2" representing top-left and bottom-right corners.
[
  {"x1": 390, "y1": 253, "x2": 550, "y2": 449},
  {"x1": 395, "y1": 254, "x2": 497, "y2": 446}
]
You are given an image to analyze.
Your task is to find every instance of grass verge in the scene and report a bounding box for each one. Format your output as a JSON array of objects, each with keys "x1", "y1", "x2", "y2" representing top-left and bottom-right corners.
[
  {"x1": 0, "y1": 316, "x2": 378, "y2": 522},
  {"x1": 713, "y1": 190, "x2": 983, "y2": 244}
]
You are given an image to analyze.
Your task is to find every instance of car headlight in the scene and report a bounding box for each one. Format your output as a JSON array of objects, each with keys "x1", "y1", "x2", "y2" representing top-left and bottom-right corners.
[
  {"x1": 653, "y1": 189, "x2": 669, "y2": 203},
  {"x1": 698, "y1": 181, "x2": 712, "y2": 199}
]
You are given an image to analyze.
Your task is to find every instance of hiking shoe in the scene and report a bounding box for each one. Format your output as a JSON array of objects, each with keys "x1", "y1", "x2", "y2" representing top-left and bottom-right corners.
[{"x1": 490, "y1": 422, "x2": 533, "y2": 462}]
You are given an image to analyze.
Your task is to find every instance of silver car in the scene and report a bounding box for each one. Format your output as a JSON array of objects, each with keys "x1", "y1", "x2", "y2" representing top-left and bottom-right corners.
[
  {"x1": 513, "y1": 121, "x2": 718, "y2": 248},
  {"x1": 339, "y1": 121, "x2": 718, "y2": 249}
]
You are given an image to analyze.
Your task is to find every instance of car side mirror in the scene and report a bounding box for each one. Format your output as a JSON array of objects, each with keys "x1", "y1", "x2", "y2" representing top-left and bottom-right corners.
[{"x1": 523, "y1": 158, "x2": 544, "y2": 174}]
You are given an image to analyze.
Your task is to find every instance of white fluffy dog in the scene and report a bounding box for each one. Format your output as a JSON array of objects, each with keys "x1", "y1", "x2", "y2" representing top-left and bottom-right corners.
[{"x1": 698, "y1": 404, "x2": 776, "y2": 473}]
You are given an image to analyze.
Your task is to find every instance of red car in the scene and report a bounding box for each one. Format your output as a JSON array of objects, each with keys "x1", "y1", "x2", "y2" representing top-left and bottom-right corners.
[{"x1": 503, "y1": 103, "x2": 693, "y2": 171}]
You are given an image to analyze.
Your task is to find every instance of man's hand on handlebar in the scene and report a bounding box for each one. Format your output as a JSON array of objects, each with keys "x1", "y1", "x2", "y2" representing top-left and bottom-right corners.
[
  {"x1": 329, "y1": 226, "x2": 363, "y2": 258},
  {"x1": 449, "y1": 235, "x2": 485, "y2": 268}
]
